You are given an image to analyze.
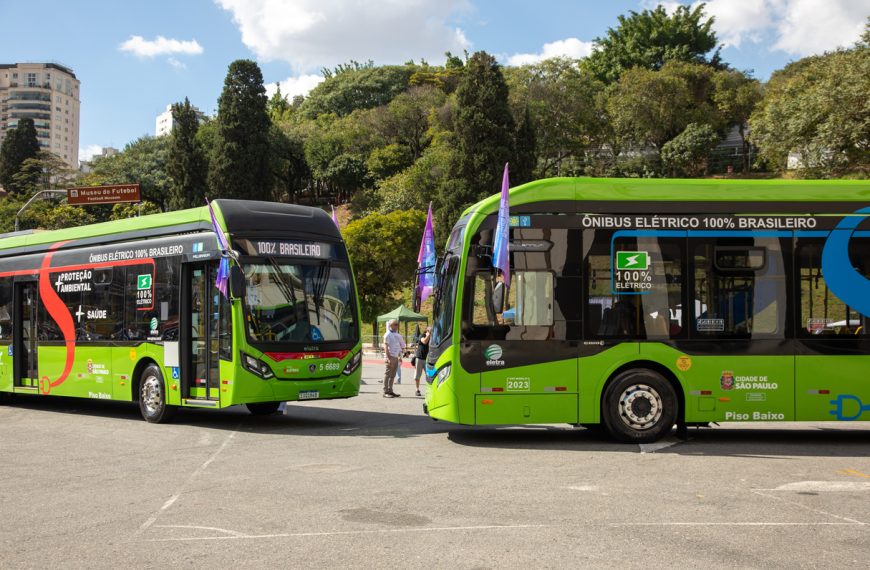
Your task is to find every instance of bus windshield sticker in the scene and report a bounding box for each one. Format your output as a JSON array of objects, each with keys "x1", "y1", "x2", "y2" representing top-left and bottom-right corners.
[
  {"x1": 136, "y1": 272, "x2": 154, "y2": 309},
  {"x1": 613, "y1": 251, "x2": 652, "y2": 292},
  {"x1": 484, "y1": 344, "x2": 505, "y2": 367},
  {"x1": 509, "y1": 215, "x2": 531, "y2": 227},
  {"x1": 697, "y1": 318, "x2": 724, "y2": 332}
]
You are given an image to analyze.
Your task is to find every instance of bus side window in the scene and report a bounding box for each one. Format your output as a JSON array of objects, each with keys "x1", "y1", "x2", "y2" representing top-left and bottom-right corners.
[
  {"x1": 0, "y1": 279, "x2": 12, "y2": 341},
  {"x1": 798, "y1": 238, "x2": 869, "y2": 337},
  {"x1": 691, "y1": 238, "x2": 787, "y2": 339}
]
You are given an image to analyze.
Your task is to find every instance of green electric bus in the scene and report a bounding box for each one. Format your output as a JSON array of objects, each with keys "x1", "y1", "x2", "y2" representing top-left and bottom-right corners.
[
  {"x1": 423, "y1": 178, "x2": 870, "y2": 442},
  {"x1": 0, "y1": 200, "x2": 362, "y2": 422}
]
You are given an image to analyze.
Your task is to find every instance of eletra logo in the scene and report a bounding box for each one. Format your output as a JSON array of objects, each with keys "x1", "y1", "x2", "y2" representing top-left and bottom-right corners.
[{"x1": 484, "y1": 344, "x2": 504, "y2": 367}]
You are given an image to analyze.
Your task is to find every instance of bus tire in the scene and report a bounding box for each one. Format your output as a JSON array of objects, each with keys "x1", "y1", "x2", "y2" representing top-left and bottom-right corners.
[
  {"x1": 138, "y1": 364, "x2": 176, "y2": 423},
  {"x1": 602, "y1": 369, "x2": 677, "y2": 444},
  {"x1": 0, "y1": 391, "x2": 13, "y2": 404},
  {"x1": 246, "y1": 402, "x2": 282, "y2": 416}
]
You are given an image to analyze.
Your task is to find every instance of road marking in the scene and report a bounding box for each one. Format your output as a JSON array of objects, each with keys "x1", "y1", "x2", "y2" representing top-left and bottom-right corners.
[
  {"x1": 141, "y1": 524, "x2": 550, "y2": 542},
  {"x1": 138, "y1": 421, "x2": 243, "y2": 533},
  {"x1": 564, "y1": 485, "x2": 597, "y2": 492},
  {"x1": 638, "y1": 436, "x2": 681, "y2": 454},
  {"x1": 156, "y1": 525, "x2": 249, "y2": 537},
  {"x1": 837, "y1": 468, "x2": 870, "y2": 479},
  {"x1": 752, "y1": 489, "x2": 866, "y2": 525},
  {"x1": 761, "y1": 481, "x2": 870, "y2": 492},
  {"x1": 140, "y1": 520, "x2": 868, "y2": 542}
]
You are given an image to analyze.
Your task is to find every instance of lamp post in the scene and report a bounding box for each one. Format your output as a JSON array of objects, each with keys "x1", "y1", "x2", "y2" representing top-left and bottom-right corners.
[{"x1": 14, "y1": 189, "x2": 68, "y2": 232}]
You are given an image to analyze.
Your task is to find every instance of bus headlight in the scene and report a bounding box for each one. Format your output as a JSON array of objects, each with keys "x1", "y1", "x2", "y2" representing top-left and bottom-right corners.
[
  {"x1": 241, "y1": 352, "x2": 274, "y2": 379},
  {"x1": 342, "y1": 351, "x2": 362, "y2": 375},
  {"x1": 436, "y1": 363, "x2": 452, "y2": 387}
]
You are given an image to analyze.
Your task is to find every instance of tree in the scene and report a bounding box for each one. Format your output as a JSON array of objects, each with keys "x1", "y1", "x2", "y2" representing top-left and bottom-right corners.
[
  {"x1": 167, "y1": 98, "x2": 208, "y2": 210},
  {"x1": 0, "y1": 118, "x2": 41, "y2": 193},
  {"x1": 504, "y1": 58, "x2": 606, "y2": 177},
  {"x1": 208, "y1": 59, "x2": 273, "y2": 201},
  {"x1": 606, "y1": 61, "x2": 722, "y2": 152},
  {"x1": 343, "y1": 209, "x2": 426, "y2": 330},
  {"x1": 12, "y1": 151, "x2": 80, "y2": 195},
  {"x1": 712, "y1": 70, "x2": 763, "y2": 173},
  {"x1": 300, "y1": 64, "x2": 416, "y2": 119},
  {"x1": 585, "y1": 4, "x2": 722, "y2": 84},
  {"x1": 749, "y1": 44, "x2": 870, "y2": 176},
  {"x1": 512, "y1": 105, "x2": 537, "y2": 185},
  {"x1": 441, "y1": 51, "x2": 515, "y2": 227},
  {"x1": 85, "y1": 136, "x2": 172, "y2": 209},
  {"x1": 660, "y1": 122, "x2": 720, "y2": 177},
  {"x1": 267, "y1": 84, "x2": 291, "y2": 121}
]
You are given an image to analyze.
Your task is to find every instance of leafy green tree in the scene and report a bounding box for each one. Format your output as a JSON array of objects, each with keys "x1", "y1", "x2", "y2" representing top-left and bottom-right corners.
[
  {"x1": 367, "y1": 139, "x2": 457, "y2": 215},
  {"x1": 749, "y1": 44, "x2": 869, "y2": 176},
  {"x1": 86, "y1": 136, "x2": 172, "y2": 209},
  {"x1": 109, "y1": 200, "x2": 162, "y2": 220},
  {"x1": 209, "y1": 59, "x2": 273, "y2": 201},
  {"x1": 343, "y1": 209, "x2": 426, "y2": 330},
  {"x1": 17, "y1": 199, "x2": 97, "y2": 231},
  {"x1": 300, "y1": 64, "x2": 416, "y2": 119},
  {"x1": 167, "y1": 98, "x2": 208, "y2": 210},
  {"x1": 606, "y1": 61, "x2": 722, "y2": 152},
  {"x1": 661, "y1": 122, "x2": 720, "y2": 176},
  {"x1": 585, "y1": 3, "x2": 722, "y2": 83},
  {"x1": 270, "y1": 124, "x2": 310, "y2": 203},
  {"x1": 13, "y1": 151, "x2": 80, "y2": 195},
  {"x1": 0, "y1": 118, "x2": 41, "y2": 193},
  {"x1": 505, "y1": 58, "x2": 606, "y2": 177},
  {"x1": 441, "y1": 51, "x2": 515, "y2": 227},
  {"x1": 513, "y1": 105, "x2": 537, "y2": 185},
  {"x1": 267, "y1": 84, "x2": 291, "y2": 121},
  {"x1": 712, "y1": 70, "x2": 764, "y2": 173}
]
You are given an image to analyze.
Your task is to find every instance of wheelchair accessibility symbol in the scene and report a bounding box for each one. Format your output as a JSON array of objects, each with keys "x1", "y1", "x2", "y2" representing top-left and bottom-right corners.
[{"x1": 171, "y1": 367, "x2": 180, "y2": 380}]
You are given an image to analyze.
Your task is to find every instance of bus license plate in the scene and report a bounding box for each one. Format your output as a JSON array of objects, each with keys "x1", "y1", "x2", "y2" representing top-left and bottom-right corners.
[{"x1": 299, "y1": 390, "x2": 319, "y2": 400}]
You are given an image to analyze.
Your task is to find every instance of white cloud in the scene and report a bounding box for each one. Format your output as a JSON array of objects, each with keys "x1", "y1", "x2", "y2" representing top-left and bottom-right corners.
[
  {"x1": 770, "y1": 0, "x2": 867, "y2": 56},
  {"x1": 167, "y1": 57, "x2": 186, "y2": 70},
  {"x1": 265, "y1": 74, "x2": 325, "y2": 100},
  {"x1": 215, "y1": 0, "x2": 471, "y2": 72},
  {"x1": 507, "y1": 38, "x2": 595, "y2": 66},
  {"x1": 79, "y1": 144, "x2": 103, "y2": 162},
  {"x1": 642, "y1": 1, "x2": 867, "y2": 56},
  {"x1": 119, "y1": 35, "x2": 204, "y2": 58},
  {"x1": 700, "y1": 0, "x2": 773, "y2": 48}
]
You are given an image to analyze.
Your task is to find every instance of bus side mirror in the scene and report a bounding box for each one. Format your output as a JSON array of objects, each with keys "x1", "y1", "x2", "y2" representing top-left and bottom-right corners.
[
  {"x1": 491, "y1": 281, "x2": 505, "y2": 315},
  {"x1": 229, "y1": 265, "x2": 244, "y2": 299}
]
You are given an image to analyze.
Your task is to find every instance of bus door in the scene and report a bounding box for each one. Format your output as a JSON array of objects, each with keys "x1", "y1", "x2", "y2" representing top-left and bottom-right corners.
[
  {"x1": 13, "y1": 281, "x2": 38, "y2": 389},
  {"x1": 182, "y1": 263, "x2": 222, "y2": 402}
]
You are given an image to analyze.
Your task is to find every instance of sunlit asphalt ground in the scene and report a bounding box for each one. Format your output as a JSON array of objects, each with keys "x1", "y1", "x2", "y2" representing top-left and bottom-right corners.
[{"x1": 1, "y1": 361, "x2": 868, "y2": 568}]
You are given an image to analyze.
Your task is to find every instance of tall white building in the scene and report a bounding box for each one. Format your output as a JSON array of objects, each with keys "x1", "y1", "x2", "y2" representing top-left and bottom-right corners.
[
  {"x1": 155, "y1": 103, "x2": 205, "y2": 137},
  {"x1": 0, "y1": 62, "x2": 81, "y2": 169}
]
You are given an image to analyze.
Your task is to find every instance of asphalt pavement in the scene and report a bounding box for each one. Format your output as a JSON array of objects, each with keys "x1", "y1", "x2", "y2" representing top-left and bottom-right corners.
[{"x1": 1, "y1": 362, "x2": 868, "y2": 569}]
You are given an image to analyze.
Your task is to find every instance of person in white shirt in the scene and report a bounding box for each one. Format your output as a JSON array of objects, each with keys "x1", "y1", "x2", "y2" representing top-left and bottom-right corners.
[{"x1": 382, "y1": 319, "x2": 405, "y2": 397}]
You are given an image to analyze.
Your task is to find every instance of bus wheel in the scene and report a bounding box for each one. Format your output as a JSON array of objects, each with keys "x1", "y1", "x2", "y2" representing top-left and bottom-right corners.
[
  {"x1": 246, "y1": 402, "x2": 282, "y2": 415},
  {"x1": 602, "y1": 369, "x2": 677, "y2": 444},
  {"x1": 139, "y1": 364, "x2": 176, "y2": 423},
  {"x1": 0, "y1": 391, "x2": 13, "y2": 404}
]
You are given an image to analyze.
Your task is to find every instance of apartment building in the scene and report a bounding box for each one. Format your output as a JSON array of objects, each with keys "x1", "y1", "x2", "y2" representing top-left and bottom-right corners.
[
  {"x1": 155, "y1": 103, "x2": 205, "y2": 137},
  {"x1": 0, "y1": 62, "x2": 81, "y2": 169}
]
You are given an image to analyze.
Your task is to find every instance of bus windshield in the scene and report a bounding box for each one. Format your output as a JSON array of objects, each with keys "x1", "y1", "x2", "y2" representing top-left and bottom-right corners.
[
  {"x1": 430, "y1": 254, "x2": 460, "y2": 350},
  {"x1": 243, "y1": 260, "x2": 357, "y2": 344}
]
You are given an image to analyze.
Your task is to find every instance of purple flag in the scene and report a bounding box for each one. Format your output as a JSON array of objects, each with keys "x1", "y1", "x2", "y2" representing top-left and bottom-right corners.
[
  {"x1": 492, "y1": 163, "x2": 511, "y2": 289},
  {"x1": 416, "y1": 203, "x2": 436, "y2": 304},
  {"x1": 331, "y1": 205, "x2": 339, "y2": 228},
  {"x1": 207, "y1": 198, "x2": 232, "y2": 298}
]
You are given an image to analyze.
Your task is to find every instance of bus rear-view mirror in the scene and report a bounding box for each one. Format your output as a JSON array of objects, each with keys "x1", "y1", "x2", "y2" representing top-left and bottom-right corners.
[
  {"x1": 229, "y1": 265, "x2": 244, "y2": 299},
  {"x1": 491, "y1": 281, "x2": 505, "y2": 314}
]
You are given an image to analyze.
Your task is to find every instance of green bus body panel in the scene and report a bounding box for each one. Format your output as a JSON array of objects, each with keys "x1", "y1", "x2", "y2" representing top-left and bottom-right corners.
[
  {"x1": 0, "y1": 201, "x2": 363, "y2": 411},
  {"x1": 425, "y1": 177, "x2": 870, "y2": 429}
]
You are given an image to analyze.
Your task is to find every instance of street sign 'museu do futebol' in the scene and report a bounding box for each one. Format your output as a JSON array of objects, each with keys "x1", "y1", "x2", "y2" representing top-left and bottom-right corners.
[{"x1": 67, "y1": 184, "x2": 141, "y2": 205}]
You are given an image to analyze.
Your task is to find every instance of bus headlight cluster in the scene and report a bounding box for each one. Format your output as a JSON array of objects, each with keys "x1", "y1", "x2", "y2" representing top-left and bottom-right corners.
[
  {"x1": 342, "y1": 351, "x2": 362, "y2": 375},
  {"x1": 436, "y1": 364, "x2": 452, "y2": 387},
  {"x1": 241, "y1": 352, "x2": 274, "y2": 379}
]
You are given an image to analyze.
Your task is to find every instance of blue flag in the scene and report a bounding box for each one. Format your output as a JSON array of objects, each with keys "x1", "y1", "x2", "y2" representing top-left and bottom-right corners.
[
  {"x1": 492, "y1": 163, "x2": 511, "y2": 289},
  {"x1": 416, "y1": 203, "x2": 436, "y2": 304},
  {"x1": 207, "y1": 199, "x2": 233, "y2": 298}
]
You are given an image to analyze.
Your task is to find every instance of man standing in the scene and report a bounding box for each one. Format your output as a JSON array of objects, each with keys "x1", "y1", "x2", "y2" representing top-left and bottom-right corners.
[{"x1": 382, "y1": 319, "x2": 405, "y2": 397}]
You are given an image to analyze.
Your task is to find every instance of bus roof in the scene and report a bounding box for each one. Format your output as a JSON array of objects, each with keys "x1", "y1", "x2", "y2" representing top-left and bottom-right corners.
[
  {"x1": 0, "y1": 200, "x2": 339, "y2": 255},
  {"x1": 464, "y1": 177, "x2": 870, "y2": 218}
]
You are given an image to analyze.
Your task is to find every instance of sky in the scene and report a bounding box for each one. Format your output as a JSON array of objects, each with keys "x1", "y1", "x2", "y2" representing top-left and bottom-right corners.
[{"x1": 1, "y1": 0, "x2": 867, "y2": 162}]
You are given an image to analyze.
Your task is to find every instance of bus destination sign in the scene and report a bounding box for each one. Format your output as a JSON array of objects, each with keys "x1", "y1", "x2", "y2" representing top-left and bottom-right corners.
[
  {"x1": 246, "y1": 239, "x2": 330, "y2": 258},
  {"x1": 68, "y1": 184, "x2": 141, "y2": 206}
]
